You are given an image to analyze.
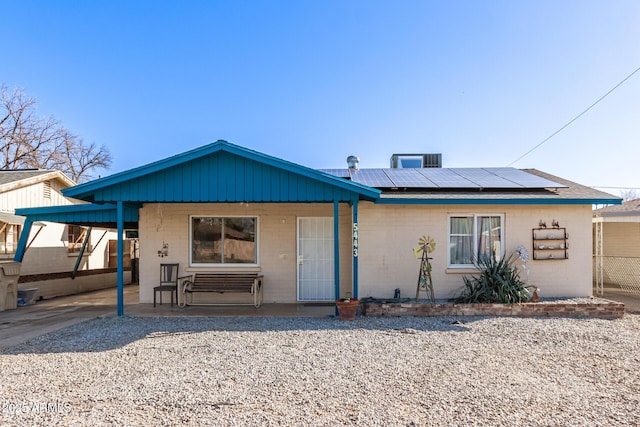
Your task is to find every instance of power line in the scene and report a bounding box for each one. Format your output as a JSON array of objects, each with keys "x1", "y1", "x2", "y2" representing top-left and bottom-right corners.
[
  {"x1": 508, "y1": 66, "x2": 640, "y2": 166},
  {"x1": 592, "y1": 186, "x2": 640, "y2": 190}
]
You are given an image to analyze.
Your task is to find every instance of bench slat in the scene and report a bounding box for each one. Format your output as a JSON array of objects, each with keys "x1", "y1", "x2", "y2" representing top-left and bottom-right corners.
[{"x1": 190, "y1": 284, "x2": 253, "y2": 292}]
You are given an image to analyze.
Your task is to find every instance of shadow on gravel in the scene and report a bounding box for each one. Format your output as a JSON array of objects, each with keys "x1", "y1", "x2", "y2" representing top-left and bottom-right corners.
[{"x1": 0, "y1": 314, "x2": 480, "y2": 355}]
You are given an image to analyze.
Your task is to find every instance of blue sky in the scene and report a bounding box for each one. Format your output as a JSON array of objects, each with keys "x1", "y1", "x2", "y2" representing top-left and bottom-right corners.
[{"x1": 2, "y1": 1, "x2": 639, "y2": 195}]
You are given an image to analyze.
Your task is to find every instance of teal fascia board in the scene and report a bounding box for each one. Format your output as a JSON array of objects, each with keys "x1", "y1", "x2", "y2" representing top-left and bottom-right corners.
[
  {"x1": 376, "y1": 197, "x2": 623, "y2": 205},
  {"x1": 63, "y1": 140, "x2": 380, "y2": 202}
]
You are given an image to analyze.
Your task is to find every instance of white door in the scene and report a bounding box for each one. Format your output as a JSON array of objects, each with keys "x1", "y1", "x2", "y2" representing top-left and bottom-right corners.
[{"x1": 297, "y1": 217, "x2": 334, "y2": 301}]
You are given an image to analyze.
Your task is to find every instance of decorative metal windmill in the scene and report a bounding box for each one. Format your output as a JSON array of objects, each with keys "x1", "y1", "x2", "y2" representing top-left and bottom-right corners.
[{"x1": 414, "y1": 235, "x2": 436, "y2": 303}]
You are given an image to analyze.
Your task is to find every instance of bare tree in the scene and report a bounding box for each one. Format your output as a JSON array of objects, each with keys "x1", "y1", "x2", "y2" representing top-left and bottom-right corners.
[
  {"x1": 0, "y1": 85, "x2": 111, "y2": 182},
  {"x1": 620, "y1": 189, "x2": 639, "y2": 202}
]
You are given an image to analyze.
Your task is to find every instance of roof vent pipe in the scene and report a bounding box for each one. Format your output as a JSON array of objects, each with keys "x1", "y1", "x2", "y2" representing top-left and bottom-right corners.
[{"x1": 347, "y1": 155, "x2": 359, "y2": 171}]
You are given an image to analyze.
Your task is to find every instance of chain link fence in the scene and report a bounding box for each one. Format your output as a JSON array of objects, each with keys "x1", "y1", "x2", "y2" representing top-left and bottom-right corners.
[{"x1": 594, "y1": 256, "x2": 640, "y2": 295}]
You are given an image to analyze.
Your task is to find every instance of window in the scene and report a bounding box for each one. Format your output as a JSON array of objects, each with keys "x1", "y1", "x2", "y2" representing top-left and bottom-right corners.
[
  {"x1": 68, "y1": 225, "x2": 90, "y2": 253},
  {"x1": 449, "y1": 214, "x2": 503, "y2": 267},
  {"x1": 191, "y1": 216, "x2": 257, "y2": 265},
  {"x1": 0, "y1": 222, "x2": 20, "y2": 255}
]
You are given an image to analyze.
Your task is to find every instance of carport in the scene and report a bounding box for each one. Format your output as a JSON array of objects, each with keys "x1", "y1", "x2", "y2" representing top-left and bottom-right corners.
[
  {"x1": 593, "y1": 200, "x2": 640, "y2": 296},
  {"x1": 14, "y1": 203, "x2": 139, "y2": 315}
]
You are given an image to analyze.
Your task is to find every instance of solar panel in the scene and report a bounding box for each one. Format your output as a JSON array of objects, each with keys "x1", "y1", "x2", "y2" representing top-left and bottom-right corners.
[
  {"x1": 418, "y1": 169, "x2": 480, "y2": 188},
  {"x1": 350, "y1": 169, "x2": 395, "y2": 187},
  {"x1": 382, "y1": 169, "x2": 438, "y2": 188},
  {"x1": 449, "y1": 168, "x2": 521, "y2": 188},
  {"x1": 319, "y1": 169, "x2": 349, "y2": 178},
  {"x1": 318, "y1": 167, "x2": 566, "y2": 190},
  {"x1": 485, "y1": 168, "x2": 567, "y2": 188}
]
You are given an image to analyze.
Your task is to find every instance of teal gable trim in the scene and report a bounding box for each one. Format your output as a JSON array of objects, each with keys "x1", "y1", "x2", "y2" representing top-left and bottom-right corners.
[{"x1": 64, "y1": 140, "x2": 380, "y2": 203}]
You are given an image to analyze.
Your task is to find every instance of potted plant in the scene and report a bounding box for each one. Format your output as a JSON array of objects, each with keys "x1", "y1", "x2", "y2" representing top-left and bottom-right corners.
[{"x1": 336, "y1": 293, "x2": 359, "y2": 320}]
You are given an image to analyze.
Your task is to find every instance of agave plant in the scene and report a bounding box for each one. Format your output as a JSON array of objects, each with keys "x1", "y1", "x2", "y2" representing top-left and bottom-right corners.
[{"x1": 453, "y1": 251, "x2": 532, "y2": 304}]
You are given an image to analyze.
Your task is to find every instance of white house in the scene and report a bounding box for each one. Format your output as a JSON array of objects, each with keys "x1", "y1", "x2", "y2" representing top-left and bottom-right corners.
[{"x1": 13, "y1": 141, "x2": 621, "y2": 314}]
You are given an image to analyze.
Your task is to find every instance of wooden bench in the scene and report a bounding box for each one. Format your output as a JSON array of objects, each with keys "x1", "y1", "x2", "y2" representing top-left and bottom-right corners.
[{"x1": 178, "y1": 273, "x2": 264, "y2": 308}]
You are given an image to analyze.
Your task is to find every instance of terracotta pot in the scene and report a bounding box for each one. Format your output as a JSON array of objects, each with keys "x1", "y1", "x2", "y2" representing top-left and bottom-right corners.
[{"x1": 336, "y1": 299, "x2": 359, "y2": 320}]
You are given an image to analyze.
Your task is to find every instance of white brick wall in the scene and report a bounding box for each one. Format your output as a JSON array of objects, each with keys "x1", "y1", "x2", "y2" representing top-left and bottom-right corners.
[
  {"x1": 138, "y1": 202, "x2": 595, "y2": 303},
  {"x1": 358, "y1": 203, "x2": 593, "y2": 299},
  {"x1": 139, "y1": 203, "x2": 354, "y2": 303}
]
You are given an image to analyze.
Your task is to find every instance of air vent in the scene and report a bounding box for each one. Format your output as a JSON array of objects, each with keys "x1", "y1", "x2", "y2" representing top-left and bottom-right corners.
[
  {"x1": 43, "y1": 180, "x2": 51, "y2": 199},
  {"x1": 390, "y1": 154, "x2": 442, "y2": 168},
  {"x1": 346, "y1": 155, "x2": 360, "y2": 171}
]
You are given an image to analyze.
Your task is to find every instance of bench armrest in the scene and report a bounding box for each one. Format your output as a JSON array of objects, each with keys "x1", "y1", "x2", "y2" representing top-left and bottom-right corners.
[
  {"x1": 176, "y1": 275, "x2": 194, "y2": 308},
  {"x1": 178, "y1": 275, "x2": 194, "y2": 292}
]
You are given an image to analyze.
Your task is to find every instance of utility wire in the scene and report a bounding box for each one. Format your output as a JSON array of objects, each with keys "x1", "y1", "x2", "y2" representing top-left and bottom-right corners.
[
  {"x1": 508, "y1": 66, "x2": 640, "y2": 166},
  {"x1": 592, "y1": 186, "x2": 640, "y2": 190}
]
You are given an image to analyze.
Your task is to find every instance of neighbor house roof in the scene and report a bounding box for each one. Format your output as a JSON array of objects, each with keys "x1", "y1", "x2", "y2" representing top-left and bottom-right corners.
[
  {"x1": 0, "y1": 211, "x2": 26, "y2": 225},
  {"x1": 593, "y1": 198, "x2": 640, "y2": 217},
  {"x1": 0, "y1": 169, "x2": 75, "y2": 193}
]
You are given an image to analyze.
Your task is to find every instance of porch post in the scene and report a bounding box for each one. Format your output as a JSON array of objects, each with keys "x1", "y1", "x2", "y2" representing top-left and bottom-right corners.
[
  {"x1": 595, "y1": 220, "x2": 604, "y2": 296},
  {"x1": 352, "y1": 198, "x2": 359, "y2": 299},
  {"x1": 117, "y1": 201, "x2": 124, "y2": 316},
  {"x1": 334, "y1": 200, "x2": 340, "y2": 301},
  {"x1": 13, "y1": 217, "x2": 34, "y2": 263}
]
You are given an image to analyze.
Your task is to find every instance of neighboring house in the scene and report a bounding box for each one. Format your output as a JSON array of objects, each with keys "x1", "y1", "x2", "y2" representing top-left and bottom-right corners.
[
  {"x1": 593, "y1": 199, "x2": 640, "y2": 295},
  {"x1": 14, "y1": 141, "x2": 620, "y2": 314},
  {"x1": 0, "y1": 169, "x2": 129, "y2": 303}
]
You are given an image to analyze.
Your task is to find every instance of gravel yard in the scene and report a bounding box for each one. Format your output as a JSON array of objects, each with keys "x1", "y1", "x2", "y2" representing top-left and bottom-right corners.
[{"x1": 1, "y1": 314, "x2": 639, "y2": 426}]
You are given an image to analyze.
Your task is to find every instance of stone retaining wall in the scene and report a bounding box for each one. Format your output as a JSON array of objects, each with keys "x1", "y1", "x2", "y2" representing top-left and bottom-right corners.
[{"x1": 361, "y1": 300, "x2": 625, "y2": 319}]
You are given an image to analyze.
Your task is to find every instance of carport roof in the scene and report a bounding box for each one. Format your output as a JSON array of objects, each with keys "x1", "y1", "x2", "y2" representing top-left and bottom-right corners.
[
  {"x1": 0, "y1": 211, "x2": 26, "y2": 225},
  {"x1": 14, "y1": 203, "x2": 139, "y2": 228}
]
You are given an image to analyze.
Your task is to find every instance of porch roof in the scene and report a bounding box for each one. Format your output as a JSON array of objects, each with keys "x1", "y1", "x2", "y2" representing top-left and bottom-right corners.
[{"x1": 63, "y1": 140, "x2": 381, "y2": 204}]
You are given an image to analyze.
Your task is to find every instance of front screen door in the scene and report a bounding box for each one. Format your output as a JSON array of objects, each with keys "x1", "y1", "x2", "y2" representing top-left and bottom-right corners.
[{"x1": 297, "y1": 217, "x2": 334, "y2": 301}]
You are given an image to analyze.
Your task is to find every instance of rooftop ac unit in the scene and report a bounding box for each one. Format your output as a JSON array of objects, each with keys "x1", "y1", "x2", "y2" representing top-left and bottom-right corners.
[{"x1": 390, "y1": 153, "x2": 442, "y2": 168}]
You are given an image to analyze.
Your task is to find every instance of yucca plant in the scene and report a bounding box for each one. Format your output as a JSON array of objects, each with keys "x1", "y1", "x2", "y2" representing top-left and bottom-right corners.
[{"x1": 453, "y1": 251, "x2": 532, "y2": 304}]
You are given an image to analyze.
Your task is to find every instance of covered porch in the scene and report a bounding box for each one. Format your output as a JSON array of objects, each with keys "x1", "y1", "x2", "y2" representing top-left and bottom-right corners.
[{"x1": 14, "y1": 141, "x2": 380, "y2": 315}]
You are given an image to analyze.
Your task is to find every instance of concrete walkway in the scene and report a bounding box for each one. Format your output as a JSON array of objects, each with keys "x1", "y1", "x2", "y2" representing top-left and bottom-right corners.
[
  {"x1": 0, "y1": 285, "x2": 138, "y2": 349},
  {"x1": 602, "y1": 287, "x2": 640, "y2": 314},
  {"x1": 0, "y1": 284, "x2": 638, "y2": 350},
  {"x1": 0, "y1": 285, "x2": 335, "y2": 349}
]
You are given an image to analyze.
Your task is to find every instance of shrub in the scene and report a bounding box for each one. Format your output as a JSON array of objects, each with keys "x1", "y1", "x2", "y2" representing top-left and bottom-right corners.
[{"x1": 453, "y1": 252, "x2": 532, "y2": 304}]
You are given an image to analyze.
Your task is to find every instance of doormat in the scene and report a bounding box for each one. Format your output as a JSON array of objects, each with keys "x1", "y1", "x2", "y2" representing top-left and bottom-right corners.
[{"x1": 303, "y1": 302, "x2": 335, "y2": 307}]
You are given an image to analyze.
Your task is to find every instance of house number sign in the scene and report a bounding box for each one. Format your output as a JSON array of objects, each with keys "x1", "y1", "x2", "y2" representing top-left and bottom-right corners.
[{"x1": 352, "y1": 223, "x2": 359, "y2": 257}]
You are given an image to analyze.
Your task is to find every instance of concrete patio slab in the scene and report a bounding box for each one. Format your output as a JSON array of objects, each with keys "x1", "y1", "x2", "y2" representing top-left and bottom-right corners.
[{"x1": 0, "y1": 283, "x2": 638, "y2": 351}]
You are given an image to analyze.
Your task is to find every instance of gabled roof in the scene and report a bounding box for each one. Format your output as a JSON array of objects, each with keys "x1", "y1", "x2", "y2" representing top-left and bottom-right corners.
[
  {"x1": 0, "y1": 169, "x2": 75, "y2": 193},
  {"x1": 60, "y1": 140, "x2": 621, "y2": 206},
  {"x1": 63, "y1": 140, "x2": 380, "y2": 203}
]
